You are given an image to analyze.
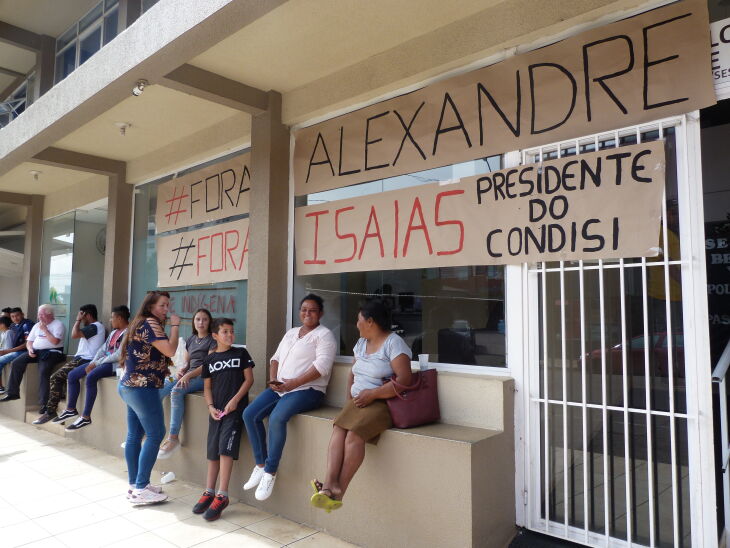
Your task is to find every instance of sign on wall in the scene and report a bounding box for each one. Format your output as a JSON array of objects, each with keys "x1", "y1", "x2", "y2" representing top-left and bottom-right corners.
[
  {"x1": 295, "y1": 142, "x2": 666, "y2": 274},
  {"x1": 711, "y1": 17, "x2": 730, "y2": 96},
  {"x1": 293, "y1": 0, "x2": 713, "y2": 196},
  {"x1": 155, "y1": 153, "x2": 251, "y2": 233},
  {"x1": 157, "y1": 218, "x2": 249, "y2": 287}
]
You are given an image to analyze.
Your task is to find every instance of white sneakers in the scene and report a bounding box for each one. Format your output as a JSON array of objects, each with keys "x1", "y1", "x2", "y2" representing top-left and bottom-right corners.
[
  {"x1": 255, "y1": 473, "x2": 276, "y2": 501},
  {"x1": 243, "y1": 465, "x2": 265, "y2": 491},
  {"x1": 242, "y1": 466, "x2": 276, "y2": 500},
  {"x1": 128, "y1": 484, "x2": 167, "y2": 505}
]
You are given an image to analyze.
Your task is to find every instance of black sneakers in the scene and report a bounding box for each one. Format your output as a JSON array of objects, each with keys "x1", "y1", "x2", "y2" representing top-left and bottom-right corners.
[
  {"x1": 32, "y1": 412, "x2": 57, "y2": 425},
  {"x1": 65, "y1": 417, "x2": 92, "y2": 431},
  {"x1": 192, "y1": 492, "x2": 215, "y2": 514},
  {"x1": 203, "y1": 494, "x2": 229, "y2": 521},
  {"x1": 52, "y1": 409, "x2": 79, "y2": 423}
]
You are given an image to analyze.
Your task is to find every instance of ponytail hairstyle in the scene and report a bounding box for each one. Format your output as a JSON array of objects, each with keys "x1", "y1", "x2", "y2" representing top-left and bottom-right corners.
[{"x1": 358, "y1": 299, "x2": 391, "y2": 333}]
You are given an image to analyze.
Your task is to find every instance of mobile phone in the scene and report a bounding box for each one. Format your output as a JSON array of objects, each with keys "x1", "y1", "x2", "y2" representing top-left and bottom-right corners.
[{"x1": 268, "y1": 380, "x2": 283, "y2": 386}]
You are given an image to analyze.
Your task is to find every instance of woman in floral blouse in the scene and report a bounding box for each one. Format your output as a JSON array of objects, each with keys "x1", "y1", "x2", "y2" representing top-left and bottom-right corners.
[{"x1": 118, "y1": 291, "x2": 180, "y2": 506}]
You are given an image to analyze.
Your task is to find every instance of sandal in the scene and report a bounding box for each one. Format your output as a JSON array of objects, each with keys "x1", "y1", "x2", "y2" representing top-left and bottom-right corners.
[
  {"x1": 310, "y1": 488, "x2": 343, "y2": 513},
  {"x1": 310, "y1": 479, "x2": 323, "y2": 495}
]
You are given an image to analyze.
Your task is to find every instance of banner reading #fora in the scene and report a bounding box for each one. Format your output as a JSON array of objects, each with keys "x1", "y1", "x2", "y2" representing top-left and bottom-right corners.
[
  {"x1": 157, "y1": 218, "x2": 249, "y2": 288},
  {"x1": 295, "y1": 142, "x2": 665, "y2": 274},
  {"x1": 155, "y1": 153, "x2": 251, "y2": 234}
]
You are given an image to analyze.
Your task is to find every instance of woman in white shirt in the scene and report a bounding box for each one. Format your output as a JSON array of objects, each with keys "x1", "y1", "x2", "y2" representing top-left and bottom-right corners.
[
  {"x1": 242, "y1": 293, "x2": 336, "y2": 502},
  {"x1": 311, "y1": 299, "x2": 412, "y2": 512}
]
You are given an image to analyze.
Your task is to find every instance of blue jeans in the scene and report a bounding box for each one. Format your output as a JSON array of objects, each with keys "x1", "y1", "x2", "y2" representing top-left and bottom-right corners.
[
  {"x1": 0, "y1": 351, "x2": 22, "y2": 380},
  {"x1": 158, "y1": 375, "x2": 204, "y2": 436},
  {"x1": 118, "y1": 384, "x2": 166, "y2": 489},
  {"x1": 243, "y1": 388, "x2": 324, "y2": 474},
  {"x1": 70, "y1": 362, "x2": 115, "y2": 417}
]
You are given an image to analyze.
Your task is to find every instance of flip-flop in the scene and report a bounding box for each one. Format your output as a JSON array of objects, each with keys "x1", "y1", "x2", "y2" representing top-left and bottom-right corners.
[
  {"x1": 310, "y1": 491, "x2": 343, "y2": 513},
  {"x1": 310, "y1": 479, "x2": 323, "y2": 495}
]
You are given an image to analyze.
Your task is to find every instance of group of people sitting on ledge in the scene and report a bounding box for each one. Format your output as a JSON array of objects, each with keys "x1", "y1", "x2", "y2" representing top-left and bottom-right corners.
[
  {"x1": 0, "y1": 303, "x2": 129, "y2": 431},
  {"x1": 0, "y1": 293, "x2": 415, "y2": 522}
]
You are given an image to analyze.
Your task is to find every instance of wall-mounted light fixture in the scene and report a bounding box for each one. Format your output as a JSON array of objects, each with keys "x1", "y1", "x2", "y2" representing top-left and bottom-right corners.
[
  {"x1": 132, "y1": 79, "x2": 148, "y2": 96},
  {"x1": 29, "y1": 170, "x2": 41, "y2": 181},
  {"x1": 115, "y1": 122, "x2": 131, "y2": 136}
]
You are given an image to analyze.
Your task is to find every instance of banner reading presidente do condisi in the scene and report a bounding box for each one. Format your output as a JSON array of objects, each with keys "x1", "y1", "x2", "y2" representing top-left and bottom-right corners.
[
  {"x1": 155, "y1": 153, "x2": 251, "y2": 234},
  {"x1": 293, "y1": 0, "x2": 712, "y2": 196},
  {"x1": 157, "y1": 218, "x2": 249, "y2": 287},
  {"x1": 295, "y1": 142, "x2": 665, "y2": 274}
]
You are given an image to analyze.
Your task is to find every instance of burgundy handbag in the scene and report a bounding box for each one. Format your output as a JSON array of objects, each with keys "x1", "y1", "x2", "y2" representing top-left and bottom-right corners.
[{"x1": 386, "y1": 369, "x2": 440, "y2": 428}]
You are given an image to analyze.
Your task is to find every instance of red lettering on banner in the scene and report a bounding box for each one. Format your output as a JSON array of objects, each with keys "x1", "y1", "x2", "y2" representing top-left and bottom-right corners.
[
  {"x1": 225, "y1": 230, "x2": 240, "y2": 269},
  {"x1": 304, "y1": 210, "x2": 329, "y2": 264},
  {"x1": 238, "y1": 228, "x2": 249, "y2": 270},
  {"x1": 435, "y1": 190, "x2": 465, "y2": 256},
  {"x1": 358, "y1": 206, "x2": 385, "y2": 259},
  {"x1": 334, "y1": 207, "x2": 357, "y2": 263},
  {"x1": 402, "y1": 197, "x2": 433, "y2": 256},
  {"x1": 210, "y1": 232, "x2": 224, "y2": 272},
  {"x1": 197, "y1": 235, "x2": 210, "y2": 275}
]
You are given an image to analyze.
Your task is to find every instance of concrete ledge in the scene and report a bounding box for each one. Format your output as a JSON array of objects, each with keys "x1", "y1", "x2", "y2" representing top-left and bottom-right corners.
[
  {"x1": 16, "y1": 374, "x2": 515, "y2": 547},
  {"x1": 0, "y1": 358, "x2": 65, "y2": 422}
]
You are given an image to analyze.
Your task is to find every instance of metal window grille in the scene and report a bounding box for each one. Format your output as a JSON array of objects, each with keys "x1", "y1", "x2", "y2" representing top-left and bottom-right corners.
[{"x1": 520, "y1": 116, "x2": 711, "y2": 547}]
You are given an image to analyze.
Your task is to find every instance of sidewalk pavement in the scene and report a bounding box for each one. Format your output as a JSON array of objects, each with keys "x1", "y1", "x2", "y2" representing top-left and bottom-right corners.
[{"x1": 0, "y1": 415, "x2": 356, "y2": 548}]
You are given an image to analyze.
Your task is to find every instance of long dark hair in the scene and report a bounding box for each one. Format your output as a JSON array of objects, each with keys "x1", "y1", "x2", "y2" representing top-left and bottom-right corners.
[
  {"x1": 359, "y1": 299, "x2": 391, "y2": 332},
  {"x1": 192, "y1": 308, "x2": 213, "y2": 337},
  {"x1": 120, "y1": 291, "x2": 170, "y2": 363}
]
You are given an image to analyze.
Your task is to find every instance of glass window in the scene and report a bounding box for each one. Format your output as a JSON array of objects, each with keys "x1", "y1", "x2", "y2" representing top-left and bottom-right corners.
[
  {"x1": 105, "y1": 0, "x2": 118, "y2": 8},
  {"x1": 131, "y1": 161, "x2": 250, "y2": 343},
  {"x1": 79, "y1": 2, "x2": 103, "y2": 33},
  {"x1": 40, "y1": 213, "x2": 75, "y2": 350},
  {"x1": 56, "y1": 25, "x2": 77, "y2": 52},
  {"x1": 79, "y1": 26, "x2": 102, "y2": 65},
  {"x1": 293, "y1": 156, "x2": 506, "y2": 367},
  {"x1": 142, "y1": 0, "x2": 160, "y2": 12},
  {"x1": 103, "y1": 9, "x2": 118, "y2": 45},
  {"x1": 55, "y1": 45, "x2": 77, "y2": 83}
]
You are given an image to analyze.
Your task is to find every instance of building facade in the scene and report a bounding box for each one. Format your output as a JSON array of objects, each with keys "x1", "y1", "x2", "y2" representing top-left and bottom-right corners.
[{"x1": 1, "y1": 0, "x2": 729, "y2": 546}]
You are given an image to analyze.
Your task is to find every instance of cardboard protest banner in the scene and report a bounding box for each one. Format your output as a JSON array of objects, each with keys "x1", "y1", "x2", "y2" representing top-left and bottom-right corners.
[
  {"x1": 155, "y1": 153, "x2": 251, "y2": 233},
  {"x1": 157, "y1": 218, "x2": 249, "y2": 287},
  {"x1": 295, "y1": 142, "x2": 665, "y2": 274},
  {"x1": 293, "y1": 0, "x2": 712, "y2": 196}
]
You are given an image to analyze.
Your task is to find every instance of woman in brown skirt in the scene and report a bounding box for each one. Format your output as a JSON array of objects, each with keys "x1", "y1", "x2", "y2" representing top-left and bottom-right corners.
[{"x1": 311, "y1": 300, "x2": 412, "y2": 511}]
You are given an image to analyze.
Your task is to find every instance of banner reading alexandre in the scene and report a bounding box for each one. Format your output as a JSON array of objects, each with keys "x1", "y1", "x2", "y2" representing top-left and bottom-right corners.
[
  {"x1": 295, "y1": 142, "x2": 665, "y2": 274},
  {"x1": 157, "y1": 218, "x2": 249, "y2": 287},
  {"x1": 155, "y1": 153, "x2": 251, "y2": 233},
  {"x1": 293, "y1": 0, "x2": 712, "y2": 196}
]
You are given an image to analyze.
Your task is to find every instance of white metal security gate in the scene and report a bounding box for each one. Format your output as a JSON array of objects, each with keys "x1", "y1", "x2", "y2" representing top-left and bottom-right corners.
[{"x1": 519, "y1": 116, "x2": 716, "y2": 547}]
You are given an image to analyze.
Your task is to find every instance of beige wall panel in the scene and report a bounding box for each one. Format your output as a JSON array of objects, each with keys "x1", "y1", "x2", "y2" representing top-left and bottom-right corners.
[
  {"x1": 43, "y1": 176, "x2": 108, "y2": 219},
  {"x1": 126, "y1": 114, "x2": 251, "y2": 185},
  {"x1": 281, "y1": 0, "x2": 667, "y2": 125}
]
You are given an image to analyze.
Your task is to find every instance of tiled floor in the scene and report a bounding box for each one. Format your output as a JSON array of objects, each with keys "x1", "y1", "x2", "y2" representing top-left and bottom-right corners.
[{"x1": 0, "y1": 415, "x2": 357, "y2": 548}]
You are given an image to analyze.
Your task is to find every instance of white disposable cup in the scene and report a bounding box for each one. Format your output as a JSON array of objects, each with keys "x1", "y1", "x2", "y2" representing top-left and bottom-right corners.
[{"x1": 418, "y1": 354, "x2": 429, "y2": 370}]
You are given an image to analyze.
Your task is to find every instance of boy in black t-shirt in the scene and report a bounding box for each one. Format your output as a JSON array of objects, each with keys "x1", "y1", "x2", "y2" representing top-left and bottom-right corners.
[{"x1": 193, "y1": 318, "x2": 254, "y2": 521}]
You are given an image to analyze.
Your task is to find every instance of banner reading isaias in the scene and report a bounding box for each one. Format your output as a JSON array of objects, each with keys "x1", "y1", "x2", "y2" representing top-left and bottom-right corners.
[
  {"x1": 157, "y1": 218, "x2": 249, "y2": 287},
  {"x1": 293, "y1": 0, "x2": 712, "y2": 195},
  {"x1": 155, "y1": 153, "x2": 251, "y2": 234},
  {"x1": 295, "y1": 142, "x2": 666, "y2": 274}
]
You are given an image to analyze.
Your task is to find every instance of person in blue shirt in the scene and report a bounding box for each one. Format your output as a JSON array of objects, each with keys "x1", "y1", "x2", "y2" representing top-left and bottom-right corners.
[{"x1": 0, "y1": 308, "x2": 35, "y2": 394}]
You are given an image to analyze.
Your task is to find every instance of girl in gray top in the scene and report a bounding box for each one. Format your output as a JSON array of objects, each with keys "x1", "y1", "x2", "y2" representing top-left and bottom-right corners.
[{"x1": 158, "y1": 308, "x2": 216, "y2": 458}]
